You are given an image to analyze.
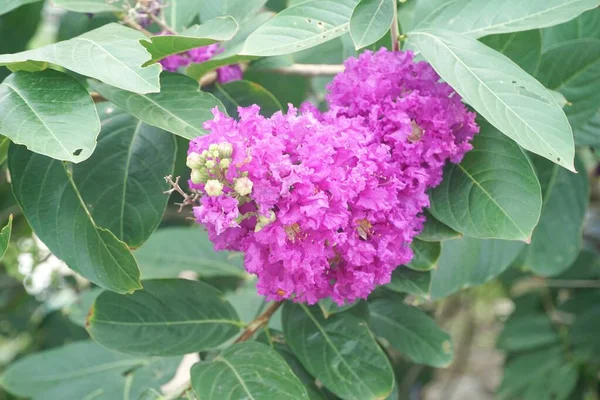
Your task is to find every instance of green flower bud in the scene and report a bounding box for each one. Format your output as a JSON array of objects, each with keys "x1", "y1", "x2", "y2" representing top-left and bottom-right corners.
[
  {"x1": 191, "y1": 168, "x2": 209, "y2": 184},
  {"x1": 208, "y1": 143, "x2": 219, "y2": 153},
  {"x1": 204, "y1": 179, "x2": 224, "y2": 196},
  {"x1": 219, "y1": 158, "x2": 231, "y2": 169},
  {"x1": 234, "y1": 176, "x2": 253, "y2": 197},
  {"x1": 218, "y1": 142, "x2": 233, "y2": 158},
  {"x1": 186, "y1": 152, "x2": 204, "y2": 169},
  {"x1": 205, "y1": 160, "x2": 216, "y2": 169},
  {"x1": 255, "y1": 210, "x2": 276, "y2": 232}
]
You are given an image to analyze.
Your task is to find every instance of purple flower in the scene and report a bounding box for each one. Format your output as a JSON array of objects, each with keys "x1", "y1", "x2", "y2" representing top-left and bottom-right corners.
[{"x1": 216, "y1": 64, "x2": 243, "y2": 83}]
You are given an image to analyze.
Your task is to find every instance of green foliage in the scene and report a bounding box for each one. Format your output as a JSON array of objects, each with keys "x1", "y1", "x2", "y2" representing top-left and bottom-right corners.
[{"x1": 349, "y1": 0, "x2": 395, "y2": 50}]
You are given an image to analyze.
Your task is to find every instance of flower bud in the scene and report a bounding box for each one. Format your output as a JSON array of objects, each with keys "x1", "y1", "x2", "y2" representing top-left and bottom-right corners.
[
  {"x1": 208, "y1": 143, "x2": 220, "y2": 153},
  {"x1": 204, "y1": 179, "x2": 224, "y2": 196},
  {"x1": 218, "y1": 142, "x2": 233, "y2": 158},
  {"x1": 219, "y1": 158, "x2": 231, "y2": 169},
  {"x1": 186, "y1": 152, "x2": 204, "y2": 169},
  {"x1": 234, "y1": 176, "x2": 253, "y2": 197},
  {"x1": 190, "y1": 168, "x2": 209, "y2": 184},
  {"x1": 205, "y1": 160, "x2": 216, "y2": 169},
  {"x1": 255, "y1": 210, "x2": 276, "y2": 232}
]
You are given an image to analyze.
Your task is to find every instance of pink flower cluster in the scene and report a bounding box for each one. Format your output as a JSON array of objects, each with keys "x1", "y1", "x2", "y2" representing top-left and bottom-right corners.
[
  {"x1": 159, "y1": 39, "x2": 242, "y2": 83},
  {"x1": 187, "y1": 49, "x2": 478, "y2": 304}
]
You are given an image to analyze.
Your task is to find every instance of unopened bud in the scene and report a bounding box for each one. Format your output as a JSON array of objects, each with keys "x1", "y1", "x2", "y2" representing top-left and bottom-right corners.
[
  {"x1": 234, "y1": 176, "x2": 253, "y2": 196},
  {"x1": 255, "y1": 210, "x2": 276, "y2": 232},
  {"x1": 219, "y1": 158, "x2": 231, "y2": 169},
  {"x1": 204, "y1": 179, "x2": 223, "y2": 196},
  {"x1": 210, "y1": 150, "x2": 220, "y2": 159},
  {"x1": 186, "y1": 152, "x2": 204, "y2": 169},
  {"x1": 191, "y1": 168, "x2": 209, "y2": 184},
  {"x1": 218, "y1": 142, "x2": 233, "y2": 158},
  {"x1": 208, "y1": 143, "x2": 219, "y2": 153},
  {"x1": 205, "y1": 160, "x2": 216, "y2": 169}
]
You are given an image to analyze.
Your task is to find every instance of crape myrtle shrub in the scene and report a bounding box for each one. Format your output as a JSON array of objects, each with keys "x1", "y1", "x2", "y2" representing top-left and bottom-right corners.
[{"x1": 0, "y1": 0, "x2": 599, "y2": 399}]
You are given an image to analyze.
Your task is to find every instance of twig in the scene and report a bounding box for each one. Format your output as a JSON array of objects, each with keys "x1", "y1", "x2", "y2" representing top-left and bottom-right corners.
[
  {"x1": 164, "y1": 175, "x2": 200, "y2": 212},
  {"x1": 234, "y1": 302, "x2": 283, "y2": 343},
  {"x1": 149, "y1": 13, "x2": 176, "y2": 34},
  {"x1": 122, "y1": 18, "x2": 152, "y2": 36},
  {"x1": 391, "y1": 0, "x2": 400, "y2": 51},
  {"x1": 256, "y1": 63, "x2": 344, "y2": 76}
]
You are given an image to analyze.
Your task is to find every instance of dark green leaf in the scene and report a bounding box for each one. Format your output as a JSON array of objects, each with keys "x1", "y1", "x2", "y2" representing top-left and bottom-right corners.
[
  {"x1": 72, "y1": 105, "x2": 176, "y2": 248},
  {"x1": 569, "y1": 305, "x2": 600, "y2": 361},
  {"x1": 0, "y1": 0, "x2": 41, "y2": 16},
  {"x1": 542, "y1": 7, "x2": 600, "y2": 49},
  {"x1": 58, "y1": 12, "x2": 118, "y2": 42},
  {"x1": 407, "y1": 239, "x2": 441, "y2": 271},
  {"x1": 283, "y1": 303, "x2": 394, "y2": 400},
  {"x1": 135, "y1": 227, "x2": 245, "y2": 279},
  {"x1": 164, "y1": 0, "x2": 202, "y2": 31},
  {"x1": 318, "y1": 298, "x2": 360, "y2": 318},
  {"x1": 410, "y1": 29, "x2": 575, "y2": 171},
  {"x1": 520, "y1": 156, "x2": 589, "y2": 276},
  {"x1": 480, "y1": 30, "x2": 542, "y2": 75},
  {"x1": 141, "y1": 17, "x2": 239, "y2": 64},
  {"x1": 199, "y1": 0, "x2": 268, "y2": 23},
  {"x1": 90, "y1": 73, "x2": 226, "y2": 140},
  {"x1": 0, "y1": 70, "x2": 100, "y2": 162},
  {"x1": 0, "y1": 340, "x2": 180, "y2": 400},
  {"x1": 0, "y1": 214, "x2": 12, "y2": 260},
  {"x1": 191, "y1": 341, "x2": 309, "y2": 399},
  {"x1": 225, "y1": 282, "x2": 265, "y2": 324},
  {"x1": 52, "y1": 0, "x2": 124, "y2": 12},
  {"x1": 65, "y1": 287, "x2": 103, "y2": 328},
  {"x1": 0, "y1": 24, "x2": 161, "y2": 94},
  {"x1": 497, "y1": 315, "x2": 560, "y2": 352},
  {"x1": 214, "y1": 79, "x2": 282, "y2": 117},
  {"x1": 369, "y1": 299, "x2": 453, "y2": 367},
  {"x1": 386, "y1": 268, "x2": 431, "y2": 297},
  {"x1": 417, "y1": 211, "x2": 461, "y2": 242},
  {"x1": 87, "y1": 279, "x2": 243, "y2": 356},
  {"x1": 8, "y1": 145, "x2": 142, "y2": 293},
  {"x1": 349, "y1": 0, "x2": 395, "y2": 50},
  {"x1": 241, "y1": 0, "x2": 360, "y2": 56},
  {"x1": 430, "y1": 237, "x2": 525, "y2": 299},
  {"x1": 430, "y1": 122, "x2": 542, "y2": 241}
]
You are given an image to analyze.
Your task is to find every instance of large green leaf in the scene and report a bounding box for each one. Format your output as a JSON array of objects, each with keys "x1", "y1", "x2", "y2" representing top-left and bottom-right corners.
[
  {"x1": 241, "y1": 0, "x2": 359, "y2": 56},
  {"x1": 0, "y1": 24, "x2": 161, "y2": 94},
  {"x1": 520, "y1": 156, "x2": 589, "y2": 276},
  {"x1": 0, "y1": 341, "x2": 180, "y2": 400},
  {"x1": 369, "y1": 299, "x2": 453, "y2": 367},
  {"x1": 407, "y1": 239, "x2": 441, "y2": 271},
  {"x1": 386, "y1": 268, "x2": 431, "y2": 297},
  {"x1": 283, "y1": 303, "x2": 394, "y2": 400},
  {"x1": 0, "y1": 0, "x2": 41, "y2": 16},
  {"x1": 191, "y1": 341, "x2": 309, "y2": 400},
  {"x1": 542, "y1": 8, "x2": 600, "y2": 49},
  {"x1": 410, "y1": 29, "x2": 575, "y2": 171},
  {"x1": 65, "y1": 287, "x2": 104, "y2": 327},
  {"x1": 141, "y1": 17, "x2": 239, "y2": 64},
  {"x1": 164, "y1": 0, "x2": 201, "y2": 31},
  {"x1": 8, "y1": 145, "x2": 142, "y2": 293},
  {"x1": 480, "y1": 30, "x2": 542, "y2": 76},
  {"x1": 430, "y1": 237, "x2": 525, "y2": 299},
  {"x1": 417, "y1": 211, "x2": 461, "y2": 242},
  {"x1": 135, "y1": 227, "x2": 245, "y2": 279},
  {"x1": 90, "y1": 73, "x2": 225, "y2": 140},
  {"x1": 497, "y1": 314, "x2": 560, "y2": 352},
  {"x1": 72, "y1": 105, "x2": 176, "y2": 248},
  {"x1": 199, "y1": 0, "x2": 268, "y2": 23},
  {"x1": 214, "y1": 79, "x2": 282, "y2": 118},
  {"x1": 415, "y1": 0, "x2": 600, "y2": 38},
  {"x1": 87, "y1": 279, "x2": 243, "y2": 356},
  {"x1": 430, "y1": 122, "x2": 542, "y2": 241},
  {"x1": 0, "y1": 70, "x2": 100, "y2": 162},
  {"x1": 187, "y1": 12, "x2": 272, "y2": 79},
  {"x1": 0, "y1": 214, "x2": 12, "y2": 260},
  {"x1": 570, "y1": 305, "x2": 600, "y2": 361},
  {"x1": 52, "y1": 0, "x2": 124, "y2": 12},
  {"x1": 349, "y1": 0, "x2": 394, "y2": 49},
  {"x1": 537, "y1": 39, "x2": 600, "y2": 146}
]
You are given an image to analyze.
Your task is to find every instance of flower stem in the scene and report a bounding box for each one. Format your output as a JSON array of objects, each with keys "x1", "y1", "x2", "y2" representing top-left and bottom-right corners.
[
  {"x1": 234, "y1": 301, "x2": 283, "y2": 343},
  {"x1": 391, "y1": 0, "x2": 400, "y2": 51}
]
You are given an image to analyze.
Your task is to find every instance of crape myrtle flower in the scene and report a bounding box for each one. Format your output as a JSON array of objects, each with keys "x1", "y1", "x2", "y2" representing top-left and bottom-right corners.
[{"x1": 187, "y1": 49, "x2": 479, "y2": 305}]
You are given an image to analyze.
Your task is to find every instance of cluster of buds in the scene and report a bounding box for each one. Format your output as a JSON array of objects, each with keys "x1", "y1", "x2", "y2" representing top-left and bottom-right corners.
[{"x1": 127, "y1": 0, "x2": 164, "y2": 28}]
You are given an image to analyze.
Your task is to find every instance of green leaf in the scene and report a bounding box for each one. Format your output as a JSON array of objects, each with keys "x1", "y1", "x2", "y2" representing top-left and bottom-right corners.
[
  {"x1": 520, "y1": 155, "x2": 589, "y2": 276},
  {"x1": 429, "y1": 122, "x2": 542, "y2": 241},
  {"x1": 283, "y1": 303, "x2": 394, "y2": 400},
  {"x1": 480, "y1": 30, "x2": 542, "y2": 76},
  {"x1": 497, "y1": 314, "x2": 560, "y2": 352},
  {"x1": 0, "y1": 24, "x2": 161, "y2": 94},
  {"x1": 0, "y1": 214, "x2": 12, "y2": 260},
  {"x1": 187, "y1": 12, "x2": 272, "y2": 79},
  {"x1": 0, "y1": 341, "x2": 180, "y2": 400},
  {"x1": 0, "y1": 0, "x2": 41, "y2": 16},
  {"x1": 349, "y1": 0, "x2": 395, "y2": 50},
  {"x1": 8, "y1": 145, "x2": 142, "y2": 293},
  {"x1": 570, "y1": 305, "x2": 600, "y2": 361},
  {"x1": 135, "y1": 227, "x2": 245, "y2": 279},
  {"x1": 191, "y1": 341, "x2": 309, "y2": 399},
  {"x1": 417, "y1": 211, "x2": 461, "y2": 242},
  {"x1": 537, "y1": 39, "x2": 600, "y2": 146},
  {"x1": 577, "y1": 110, "x2": 600, "y2": 146},
  {"x1": 318, "y1": 298, "x2": 360, "y2": 318},
  {"x1": 199, "y1": 0, "x2": 268, "y2": 23},
  {"x1": 65, "y1": 287, "x2": 103, "y2": 328},
  {"x1": 52, "y1": 0, "x2": 124, "y2": 12},
  {"x1": 369, "y1": 299, "x2": 453, "y2": 367},
  {"x1": 416, "y1": 0, "x2": 600, "y2": 38},
  {"x1": 407, "y1": 239, "x2": 441, "y2": 271},
  {"x1": 90, "y1": 73, "x2": 226, "y2": 140},
  {"x1": 241, "y1": 0, "x2": 359, "y2": 56},
  {"x1": 226, "y1": 282, "x2": 266, "y2": 324},
  {"x1": 386, "y1": 268, "x2": 431, "y2": 297},
  {"x1": 72, "y1": 105, "x2": 176, "y2": 248},
  {"x1": 141, "y1": 17, "x2": 239, "y2": 64},
  {"x1": 0, "y1": 70, "x2": 100, "y2": 162},
  {"x1": 430, "y1": 237, "x2": 525, "y2": 299},
  {"x1": 214, "y1": 80, "x2": 282, "y2": 118},
  {"x1": 410, "y1": 29, "x2": 575, "y2": 171},
  {"x1": 542, "y1": 8, "x2": 600, "y2": 49},
  {"x1": 87, "y1": 279, "x2": 243, "y2": 356},
  {"x1": 58, "y1": 11, "x2": 119, "y2": 42},
  {"x1": 164, "y1": 0, "x2": 202, "y2": 31}
]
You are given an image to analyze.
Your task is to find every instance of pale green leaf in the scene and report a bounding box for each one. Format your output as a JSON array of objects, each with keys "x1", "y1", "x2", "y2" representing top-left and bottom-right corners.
[
  {"x1": 542, "y1": 7, "x2": 600, "y2": 49},
  {"x1": 65, "y1": 287, "x2": 104, "y2": 328},
  {"x1": 0, "y1": 24, "x2": 161, "y2": 94},
  {"x1": 213, "y1": 80, "x2": 282, "y2": 118},
  {"x1": 199, "y1": 0, "x2": 268, "y2": 23},
  {"x1": 164, "y1": 0, "x2": 201, "y2": 31},
  {"x1": 410, "y1": 29, "x2": 575, "y2": 171},
  {"x1": 52, "y1": 0, "x2": 125, "y2": 12},
  {"x1": 0, "y1": 70, "x2": 100, "y2": 162},
  {"x1": 0, "y1": 214, "x2": 12, "y2": 261},
  {"x1": 0, "y1": 0, "x2": 41, "y2": 16},
  {"x1": 87, "y1": 279, "x2": 243, "y2": 356},
  {"x1": 349, "y1": 0, "x2": 394, "y2": 49}
]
